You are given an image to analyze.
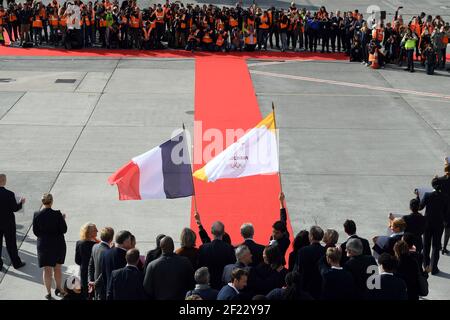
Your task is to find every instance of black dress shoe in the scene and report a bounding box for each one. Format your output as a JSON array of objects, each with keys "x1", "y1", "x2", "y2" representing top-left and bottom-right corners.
[
  {"x1": 431, "y1": 268, "x2": 440, "y2": 275},
  {"x1": 45, "y1": 294, "x2": 53, "y2": 300},
  {"x1": 14, "y1": 262, "x2": 26, "y2": 269},
  {"x1": 442, "y1": 249, "x2": 449, "y2": 255}
]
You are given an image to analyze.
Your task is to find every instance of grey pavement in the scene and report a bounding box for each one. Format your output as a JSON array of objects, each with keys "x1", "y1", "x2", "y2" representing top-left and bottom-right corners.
[{"x1": 0, "y1": 52, "x2": 450, "y2": 300}]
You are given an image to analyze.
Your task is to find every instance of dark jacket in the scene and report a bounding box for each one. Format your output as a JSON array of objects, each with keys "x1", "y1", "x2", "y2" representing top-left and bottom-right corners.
[
  {"x1": 367, "y1": 274, "x2": 408, "y2": 300},
  {"x1": 344, "y1": 254, "x2": 378, "y2": 299},
  {"x1": 403, "y1": 212, "x2": 426, "y2": 251},
  {"x1": 198, "y1": 239, "x2": 236, "y2": 290},
  {"x1": 88, "y1": 242, "x2": 110, "y2": 300},
  {"x1": 217, "y1": 284, "x2": 240, "y2": 300},
  {"x1": 321, "y1": 267, "x2": 356, "y2": 300},
  {"x1": 240, "y1": 239, "x2": 265, "y2": 267},
  {"x1": 295, "y1": 242, "x2": 326, "y2": 299},
  {"x1": 0, "y1": 186, "x2": 22, "y2": 227},
  {"x1": 143, "y1": 252, "x2": 194, "y2": 300},
  {"x1": 144, "y1": 247, "x2": 162, "y2": 271},
  {"x1": 269, "y1": 208, "x2": 291, "y2": 265},
  {"x1": 32, "y1": 208, "x2": 67, "y2": 268},
  {"x1": 107, "y1": 265, "x2": 146, "y2": 300},
  {"x1": 175, "y1": 246, "x2": 199, "y2": 271},
  {"x1": 186, "y1": 285, "x2": 219, "y2": 300},
  {"x1": 340, "y1": 234, "x2": 372, "y2": 265},
  {"x1": 75, "y1": 240, "x2": 97, "y2": 297},
  {"x1": 396, "y1": 253, "x2": 421, "y2": 300},
  {"x1": 101, "y1": 247, "x2": 127, "y2": 296},
  {"x1": 419, "y1": 191, "x2": 448, "y2": 228}
]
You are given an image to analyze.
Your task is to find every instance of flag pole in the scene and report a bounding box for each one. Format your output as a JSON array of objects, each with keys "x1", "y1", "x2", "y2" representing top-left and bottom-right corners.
[
  {"x1": 272, "y1": 102, "x2": 283, "y2": 192},
  {"x1": 183, "y1": 122, "x2": 198, "y2": 213}
]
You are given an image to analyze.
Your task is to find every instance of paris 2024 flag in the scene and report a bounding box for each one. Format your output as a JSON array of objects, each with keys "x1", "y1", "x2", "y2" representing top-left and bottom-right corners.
[
  {"x1": 193, "y1": 112, "x2": 279, "y2": 182},
  {"x1": 108, "y1": 130, "x2": 194, "y2": 200}
]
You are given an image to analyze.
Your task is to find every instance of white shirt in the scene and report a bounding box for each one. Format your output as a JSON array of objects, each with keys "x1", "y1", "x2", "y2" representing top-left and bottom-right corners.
[{"x1": 331, "y1": 266, "x2": 343, "y2": 270}]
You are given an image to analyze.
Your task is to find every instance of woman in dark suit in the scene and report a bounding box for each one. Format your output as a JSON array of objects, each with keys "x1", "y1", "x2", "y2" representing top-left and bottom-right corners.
[
  {"x1": 75, "y1": 222, "x2": 98, "y2": 299},
  {"x1": 394, "y1": 240, "x2": 421, "y2": 300},
  {"x1": 32, "y1": 193, "x2": 67, "y2": 300}
]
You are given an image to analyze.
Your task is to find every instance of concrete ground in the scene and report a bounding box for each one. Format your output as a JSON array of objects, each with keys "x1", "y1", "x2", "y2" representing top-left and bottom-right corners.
[{"x1": 0, "y1": 53, "x2": 449, "y2": 300}]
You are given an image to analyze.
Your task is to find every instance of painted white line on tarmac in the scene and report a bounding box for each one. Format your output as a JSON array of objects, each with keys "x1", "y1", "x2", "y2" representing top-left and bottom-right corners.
[{"x1": 250, "y1": 69, "x2": 450, "y2": 100}]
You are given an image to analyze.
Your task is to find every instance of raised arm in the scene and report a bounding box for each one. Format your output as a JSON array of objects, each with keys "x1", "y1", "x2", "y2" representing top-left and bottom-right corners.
[{"x1": 194, "y1": 211, "x2": 211, "y2": 244}]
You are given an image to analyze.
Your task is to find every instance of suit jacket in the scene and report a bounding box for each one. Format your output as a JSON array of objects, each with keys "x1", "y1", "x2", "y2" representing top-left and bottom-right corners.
[
  {"x1": 101, "y1": 247, "x2": 127, "y2": 296},
  {"x1": 340, "y1": 234, "x2": 372, "y2": 265},
  {"x1": 296, "y1": 243, "x2": 326, "y2": 299},
  {"x1": 396, "y1": 253, "x2": 421, "y2": 300},
  {"x1": 75, "y1": 240, "x2": 96, "y2": 290},
  {"x1": 198, "y1": 239, "x2": 236, "y2": 290},
  {"x1": 88, "y1": 242, "x2": 110, "y2": 294},
  {"x1": 403, "y1": 213, "x2": 426, "y2": 251},
  {"x1": 241, "y1": 239, "x2": 265, "y2": 267},
  {"x1": 143, "y1": 252, "x2": 194, "y2": 300},
  {"x1": 107, "y1": 265, "x2": 146, "y2": 300},
  {"x1": 0, "y1": 186, "x2": 22, "y2": 227},
  {"x1": 367, "y1": 274, "x2": 408, "y2": 300},
  {"x1": 269, "y1": 208, "x2": 291, "y2": 265},
  {"x1": 217, "y1": 284, "x2": 240, "y2": 300},
  {"x1": 344, "y1": 254, "x2": 378, "y2": 299},
  {"x1": 420, "y1": 191, "x2": 448, "y2": 228},
  {"x1": 321, "y1": 268, "x2": 356, "y2": 300}
]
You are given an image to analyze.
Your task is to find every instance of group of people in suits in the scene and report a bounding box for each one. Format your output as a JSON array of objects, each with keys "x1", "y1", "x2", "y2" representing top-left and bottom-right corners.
[{"x1": 0, "y1": 162, "x2": 449, "y2": 300}]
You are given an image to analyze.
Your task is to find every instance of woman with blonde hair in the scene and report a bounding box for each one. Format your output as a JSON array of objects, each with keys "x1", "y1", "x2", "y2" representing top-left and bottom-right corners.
[
  {"x1": 175, "y1": 227, "x2": 199, "y2": 270},
  {"x1": 75, "y1": 222, "x2": 98, "y2": 299},
  {"x1": 32, "y1": 193, "x2": 67, "y2": 300}
]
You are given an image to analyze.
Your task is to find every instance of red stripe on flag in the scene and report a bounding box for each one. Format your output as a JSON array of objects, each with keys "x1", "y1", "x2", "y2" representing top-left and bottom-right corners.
[
  {"x1": 192, "y1": 57, "x2": 294, "y2": 256},
  {"x1": 108, "y1": 161, "x2": 141, "y2": 200}
]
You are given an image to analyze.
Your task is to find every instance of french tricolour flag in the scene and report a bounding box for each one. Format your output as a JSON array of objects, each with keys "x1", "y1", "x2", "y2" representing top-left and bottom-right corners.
[{"x1": 108, "y1": 131, "x2": 194, "y2": 200}]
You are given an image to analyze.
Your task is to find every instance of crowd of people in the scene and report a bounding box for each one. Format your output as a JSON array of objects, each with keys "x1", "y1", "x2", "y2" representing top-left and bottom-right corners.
[
  {"x1": 1, "y1": 160, "x2": 449, "y2": 300},
  {"x1": 0, "y1": 1, "x2": 449, "y2": 72}
]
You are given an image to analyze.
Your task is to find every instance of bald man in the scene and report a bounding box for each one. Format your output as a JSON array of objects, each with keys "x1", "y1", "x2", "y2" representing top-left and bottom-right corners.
[{"x1": 0, "y1": 174, "x2": 26, "y2": 270}]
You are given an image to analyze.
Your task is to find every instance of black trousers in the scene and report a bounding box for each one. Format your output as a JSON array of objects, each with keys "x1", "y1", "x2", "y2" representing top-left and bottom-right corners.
[
  {"x1": 423, "y1": 225, "x2": 444, "y2": 271},
  {"x1": 0, "y1": 221, "x2": 22, "y2": 267},
  {"x1": 269, "y1": 26, "x2": 279, "y2": 48}
]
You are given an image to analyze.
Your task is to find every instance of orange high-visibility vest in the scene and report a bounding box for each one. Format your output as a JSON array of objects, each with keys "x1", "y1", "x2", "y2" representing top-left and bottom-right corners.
[
  {"x1": 32, "y1": 17, "x2": 43, "y2": 28},
  {"x1": 99, "y1": 18, "x2": 107, "y2": 27},
  {"x1": 0, "y1": 11, "x2": 5, "y2": 25},
  {"x1": 202, "y1": 32, "x2": 213, "y2": 43},
  {"x1": 39, "y1": 8, "x2": 47, "y2": 19},
  {"x1": 229, "y1": 16, "x2": 238, "y2": 28},
  {"x1": 155, "y1": 10, "x2": 164, "y2": 24},
  {"x1": 180, "y1": 14, "x2": 187, "y2": 29},
  {"x1": 216, "y1": 19, "x2": 224, "y2": 31},
  {"x1": 82, "y1": 15, "x2": 90, "y2": 26},
  {"x1": 259, "y1": 15, "x2": 269, "y2": 29},
  {"x1": 9, "y1": 13, "x2": 17, "y2": 22},
  {"x1": 59, "y1": 17, "x2": 67, "y2": 27},
  {"x1": 247, "y1": 18, "x2": 254, "y2": 27},
  {"x1": 280, "y1": 20, "x2": 288, "y2": 30},
  {"x1": 49, "y1": 14, "x2": 58, "y2": 27},
  {"x1": 130, "y1": 16, "x2": 140, "y2": 28},
  {"x1": 372, "y1": 28, "x2": 383, "y2": 41},
  {"x1": 245, "y1": 32, "x2": 256, "y2": 44},
  {"x1": 443, "y1": 35, "x2": 449, "y2": 45},
  {"x1": 216, "y1": 34, "x2": 225, "y2": 46}
]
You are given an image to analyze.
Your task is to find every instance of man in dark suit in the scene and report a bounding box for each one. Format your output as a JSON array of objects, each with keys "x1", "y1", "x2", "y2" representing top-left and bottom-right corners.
[
  {"x1": 368, "y1": 253, "x2": 407, "y2": 300},
  {"x1": 340, "y1": 219, "x2": 371, "y2": 265},
  {"x1": 438, "y1": 163, "x2": 450, "y2": 254},
  {"x1": 101, "y1": 230, "x2": 133, "y2": 297},
  {"x1": 419, "y1": 177, "x2": 448, "y2": 274},
  {"x1": 320, "y1": 247, "x2": 356, "y2": 300},
  {"x1": 107, "y1": 248, "x2": 146, "y2": 300},
  {"x1": 0, "y1": 174, "x2": 26, "y2": 270},
  {"x1": 217, "y1": 268, "x2": 248, "y2": 300},
  {"x1": 222, "y1": 245, "x2": 252, "y2": 284},
  {"x1": 88, "y1": 227, "x2": 114, "y2": 300},
  {"x1": 402, "y1": 198, "x2": 426, "y2": 254},
  {"x1": 144, "y1": 236, "x2": 194, "y2": 300},
  {"x1": 295, "y1": 226, "x2": 326, "y2": 299},
  {"x1": 198, "y1": 221, "x2": 236, "y2": 289},
  {"x1": 269, "y1": 193, "x2": 291, "y2": 265},
  {"x1": 239, "y1": 223, "x2": 265, "y2": 267},
  {"x1": 344, "y1": 238, "x2": 378, "y2": 299}
]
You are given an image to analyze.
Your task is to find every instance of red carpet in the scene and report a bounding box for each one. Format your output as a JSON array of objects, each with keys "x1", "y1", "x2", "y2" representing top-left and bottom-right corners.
[
  {"x1": 192, "y1": 56, "x2": 293, "y2": 252},
  {"x1": 0, "y1": 45, "x2": 347, "y2": 61}
]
